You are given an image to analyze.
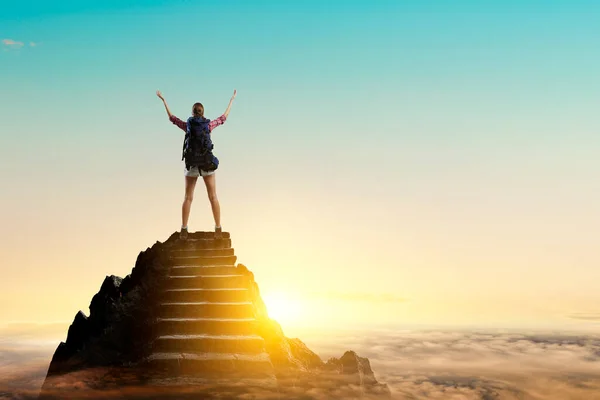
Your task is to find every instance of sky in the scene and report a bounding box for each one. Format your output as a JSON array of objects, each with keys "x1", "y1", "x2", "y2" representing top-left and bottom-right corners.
[{"x1": 1, "y1": 0, "x2": 600, "y2": 338}]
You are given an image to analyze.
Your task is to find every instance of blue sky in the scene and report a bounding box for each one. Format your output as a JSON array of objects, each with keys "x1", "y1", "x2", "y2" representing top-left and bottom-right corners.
[{"x1": 1, "y1": 1, "x2": 600, "y2": 331}]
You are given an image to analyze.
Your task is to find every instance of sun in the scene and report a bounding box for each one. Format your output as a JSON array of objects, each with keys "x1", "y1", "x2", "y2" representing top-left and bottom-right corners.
[{"x1": 261, "y1": 291, "x2": 305, "y2": 326}]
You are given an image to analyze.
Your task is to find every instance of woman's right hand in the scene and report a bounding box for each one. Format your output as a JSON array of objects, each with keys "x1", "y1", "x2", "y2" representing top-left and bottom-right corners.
[
  {"x1": 156, "y1": 90, "x2": 165, "y2": 101},
  {"x1": 231, "y1": 89, "x2": 237, "y2": 100}
]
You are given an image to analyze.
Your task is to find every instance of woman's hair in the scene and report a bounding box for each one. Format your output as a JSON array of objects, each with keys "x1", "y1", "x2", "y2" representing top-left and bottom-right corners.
[{"x1": 192, "y1": 102, "x2": 204, "y2": 118}]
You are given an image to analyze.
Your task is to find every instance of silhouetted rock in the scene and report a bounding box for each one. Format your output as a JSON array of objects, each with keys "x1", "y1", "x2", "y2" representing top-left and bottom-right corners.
[
  {"x1": 39, "y1": 231, "x2": 390, "y2": 399},
  {"x1": 65, "y1": 311, "x2": 91, "y2": 353}
]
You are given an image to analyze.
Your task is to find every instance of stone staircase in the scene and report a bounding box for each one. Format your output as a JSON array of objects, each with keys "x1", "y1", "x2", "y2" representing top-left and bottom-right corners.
[{"x1": 147, "y1": 232, "x2": 277, "y2": 386}]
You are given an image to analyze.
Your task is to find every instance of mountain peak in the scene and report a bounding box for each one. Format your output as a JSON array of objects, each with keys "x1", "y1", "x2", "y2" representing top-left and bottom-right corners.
[{"x1": 39, "y1": 231, "x2": 390, "y2": 399}]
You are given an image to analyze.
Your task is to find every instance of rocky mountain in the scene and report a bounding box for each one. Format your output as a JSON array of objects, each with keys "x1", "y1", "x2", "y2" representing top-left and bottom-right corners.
[{"x1": 39, "y1": 231, "x2": 391, "y2": 399}]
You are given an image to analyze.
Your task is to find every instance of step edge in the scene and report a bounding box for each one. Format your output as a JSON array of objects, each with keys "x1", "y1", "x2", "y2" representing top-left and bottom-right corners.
[
  {"x1": 148, "y1": 352, "x2": 270, "y2": 361},
  {"x1": 156, "y1": 334, "x2": 264, "y2": 340},
  {"x1": 171, "y1": 265, "x2": 239, "y2": 268},
  {"x1": 160, "y1": 301, "x2": 253, "y2": 306},
  {"x1": 167, "y1": 275, "x2": 245, "y2": 279},
  {"x1": 164, "y1": 288, "x2": 248, "y2": 292},
  {"x1": 157, "y1": 317, "x2": 256, "y2": 322},
  {"x1": 171, "y1": 255, "x2": 237, "y2": 259}
]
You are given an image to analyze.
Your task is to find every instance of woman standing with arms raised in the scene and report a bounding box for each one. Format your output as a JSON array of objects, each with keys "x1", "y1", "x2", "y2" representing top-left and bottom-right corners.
[{"x1": 156, "y1": 89, "x2": 237, "y2": 240}]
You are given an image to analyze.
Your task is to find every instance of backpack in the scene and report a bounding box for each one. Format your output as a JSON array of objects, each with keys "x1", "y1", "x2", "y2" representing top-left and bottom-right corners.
[{"x1": 182, "y1": 116, "x2": 220, "y2": 171}]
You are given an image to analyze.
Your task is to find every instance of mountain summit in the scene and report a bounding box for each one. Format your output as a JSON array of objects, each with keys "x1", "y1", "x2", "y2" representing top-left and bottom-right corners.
[{"x1": 39, "y1": 231, "x2": 390, "y2": 399}]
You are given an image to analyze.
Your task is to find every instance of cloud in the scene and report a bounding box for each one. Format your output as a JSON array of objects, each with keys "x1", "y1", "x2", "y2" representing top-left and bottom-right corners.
[
  {"x1": 3, "y1": 38, "x2": 24, "y2": 49},
  {"x1": 0, "y1": 340, "x2": 56, "y2": 400},
  {"x1": 0, "y1": 321, "x2": 69, "y2": 340},
  {"x1": 4, "y1": 327, "x2": 600, "y2": 399},
  {"x1": 35, "y1": 373, "x2": 390, "y2": 400},
  {"x1": 0, "y1": 323, "x2": 65, "y2": 398},
  {"x1": 2, "y1": 38, "x2": 39, "y2": 51},
  {"x1": 310, "y1": 291, "x2": 408, "y2": 304},
  {"x1": 567, "y1": 313, "x2": 600, "y2": 322},
  {"x1": 303, "y1": 328, "x2": 600, "y2": 399}
]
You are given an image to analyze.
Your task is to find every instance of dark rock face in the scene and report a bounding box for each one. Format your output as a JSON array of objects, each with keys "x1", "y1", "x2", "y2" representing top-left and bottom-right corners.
[
  {"x1": 65, "y1": 311, "x2": 91, "y2": 353},
  {"x1": 39, "y1": 232, "x2": 390, "y2": 399},
  {"x1": 44, "y1": 241, "x2": 172, "y2": 379}
]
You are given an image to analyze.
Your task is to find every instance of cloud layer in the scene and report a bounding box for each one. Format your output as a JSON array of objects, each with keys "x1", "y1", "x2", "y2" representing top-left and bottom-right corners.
[
  {"x1": 2, "y1": 325, "x2": 600, "y2": 399},
  {"x1": 305, "y1": 328, "x2": 600, "y2": 399}
]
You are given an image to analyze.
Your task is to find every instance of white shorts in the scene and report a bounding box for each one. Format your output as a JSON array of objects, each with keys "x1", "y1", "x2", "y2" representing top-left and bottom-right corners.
[{"x1": 184, "y1": 166, "x2": 215, "y2": 177}]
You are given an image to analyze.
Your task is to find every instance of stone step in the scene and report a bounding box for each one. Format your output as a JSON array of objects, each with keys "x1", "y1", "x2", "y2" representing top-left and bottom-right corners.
[
  {"x1": 170, "y1": 248, "x2": 235, "y2": 258},
  {"x1": 145, "y1": 375, "x2": 278, "y2": 390},
  {"x1": 175, "y1": 238, "x2": 232, "y2": 250},
  {"x1": 155, "y1": 317, "x2": 258, "y2": 336},
  {"x1": 158, "y1": 302, "x2": 255, "y2": 319},
  {"x1": 164, "y1": 275, "x2": 249, "y2": 290},
  {"x1": 147, "y1": 352, "x2": 274, "y2": 378},
  {"x1": 161, "y1": 288, "x2": 251, "y2": 303},
  {"x1": 184, "y1": 231, "x2": 231, "y2": 240},
  {"x1": 169, "y1": 265, "x2": 241, "y2": 277},
  {"x1": 170, "y1": 255, "x2": 237, "y2": 266},
  {"x1": 153, "y1": 334, "x2": 265, "y2": 354}
]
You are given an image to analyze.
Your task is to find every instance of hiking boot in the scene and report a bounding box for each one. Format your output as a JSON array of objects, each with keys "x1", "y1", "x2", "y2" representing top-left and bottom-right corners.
[
  {"x1": 215, "y1": 226, "x2": 222, "y2": 240},
  {"x1": 179, "y1": 227, "x2": 189, "y2": 240}
]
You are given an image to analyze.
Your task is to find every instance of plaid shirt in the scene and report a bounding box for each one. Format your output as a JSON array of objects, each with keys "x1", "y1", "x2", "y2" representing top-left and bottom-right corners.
[{"x1": 169, "y1": 114, "x2": 227, "y2": 133}]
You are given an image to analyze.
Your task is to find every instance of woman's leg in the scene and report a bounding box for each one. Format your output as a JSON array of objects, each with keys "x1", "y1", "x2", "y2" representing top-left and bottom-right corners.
[
  {"x1": 182, "y1": 175, "x2": 198, "y2": 228},
  {"x1": 202, "y1": 173, "x2": 221, "y2": 228}
]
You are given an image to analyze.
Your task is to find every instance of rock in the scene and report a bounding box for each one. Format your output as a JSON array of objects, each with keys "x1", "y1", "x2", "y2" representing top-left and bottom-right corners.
[
  {"x1": 65, "y1": 311, "x2": 91, "y2": 352},
  {"x1": 42, "y1": 240, "x2": 171, "y2": 381},
  {"x1": 89, "y1": 275, "x2": 123, "y2": 333},
  {"x1": 39, "y1": 231, "x2": 390, "y2": 399},
  {"x1": 324, "y1": 351, "x2": 391, "y2": 397},
  {"x1": 287, "y1": 337, "x2": 324, "y2": 370},
  {"x1": 340, "y1": 350, "x2": 377, "y2": 385}
]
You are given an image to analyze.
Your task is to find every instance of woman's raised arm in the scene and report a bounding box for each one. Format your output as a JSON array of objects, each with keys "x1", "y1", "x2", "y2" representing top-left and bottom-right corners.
[
  {"x1": 223, "y1": 89, "x2": 237, "y2": 118},
  {"x1": 156, "y1": 90, "x2": 173, "y2": 119}
]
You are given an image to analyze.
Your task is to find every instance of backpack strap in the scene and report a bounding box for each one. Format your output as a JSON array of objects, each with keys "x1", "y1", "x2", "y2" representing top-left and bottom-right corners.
[{"x1": 182, "y1": 119, "x2": 192, "y2": 161}]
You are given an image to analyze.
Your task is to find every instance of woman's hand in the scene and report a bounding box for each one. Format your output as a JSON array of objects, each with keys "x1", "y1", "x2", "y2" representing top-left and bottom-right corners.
[
  {"x1": 231, "y1": 89, "x2": 237, "y2": 100},
  {"x1": 156, "y1": 90, "x2": 165, "y2": 101}
]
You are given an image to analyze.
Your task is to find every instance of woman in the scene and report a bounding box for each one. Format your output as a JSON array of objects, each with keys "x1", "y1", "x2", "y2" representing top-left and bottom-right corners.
[{"x1": 156, "y1": 89, "x2": 237, "y2": 240}]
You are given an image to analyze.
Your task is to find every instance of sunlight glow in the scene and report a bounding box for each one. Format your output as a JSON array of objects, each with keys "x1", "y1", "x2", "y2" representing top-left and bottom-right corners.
[{"x1": 261, "y1": 291, "x2": 306, "y2": 326}]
